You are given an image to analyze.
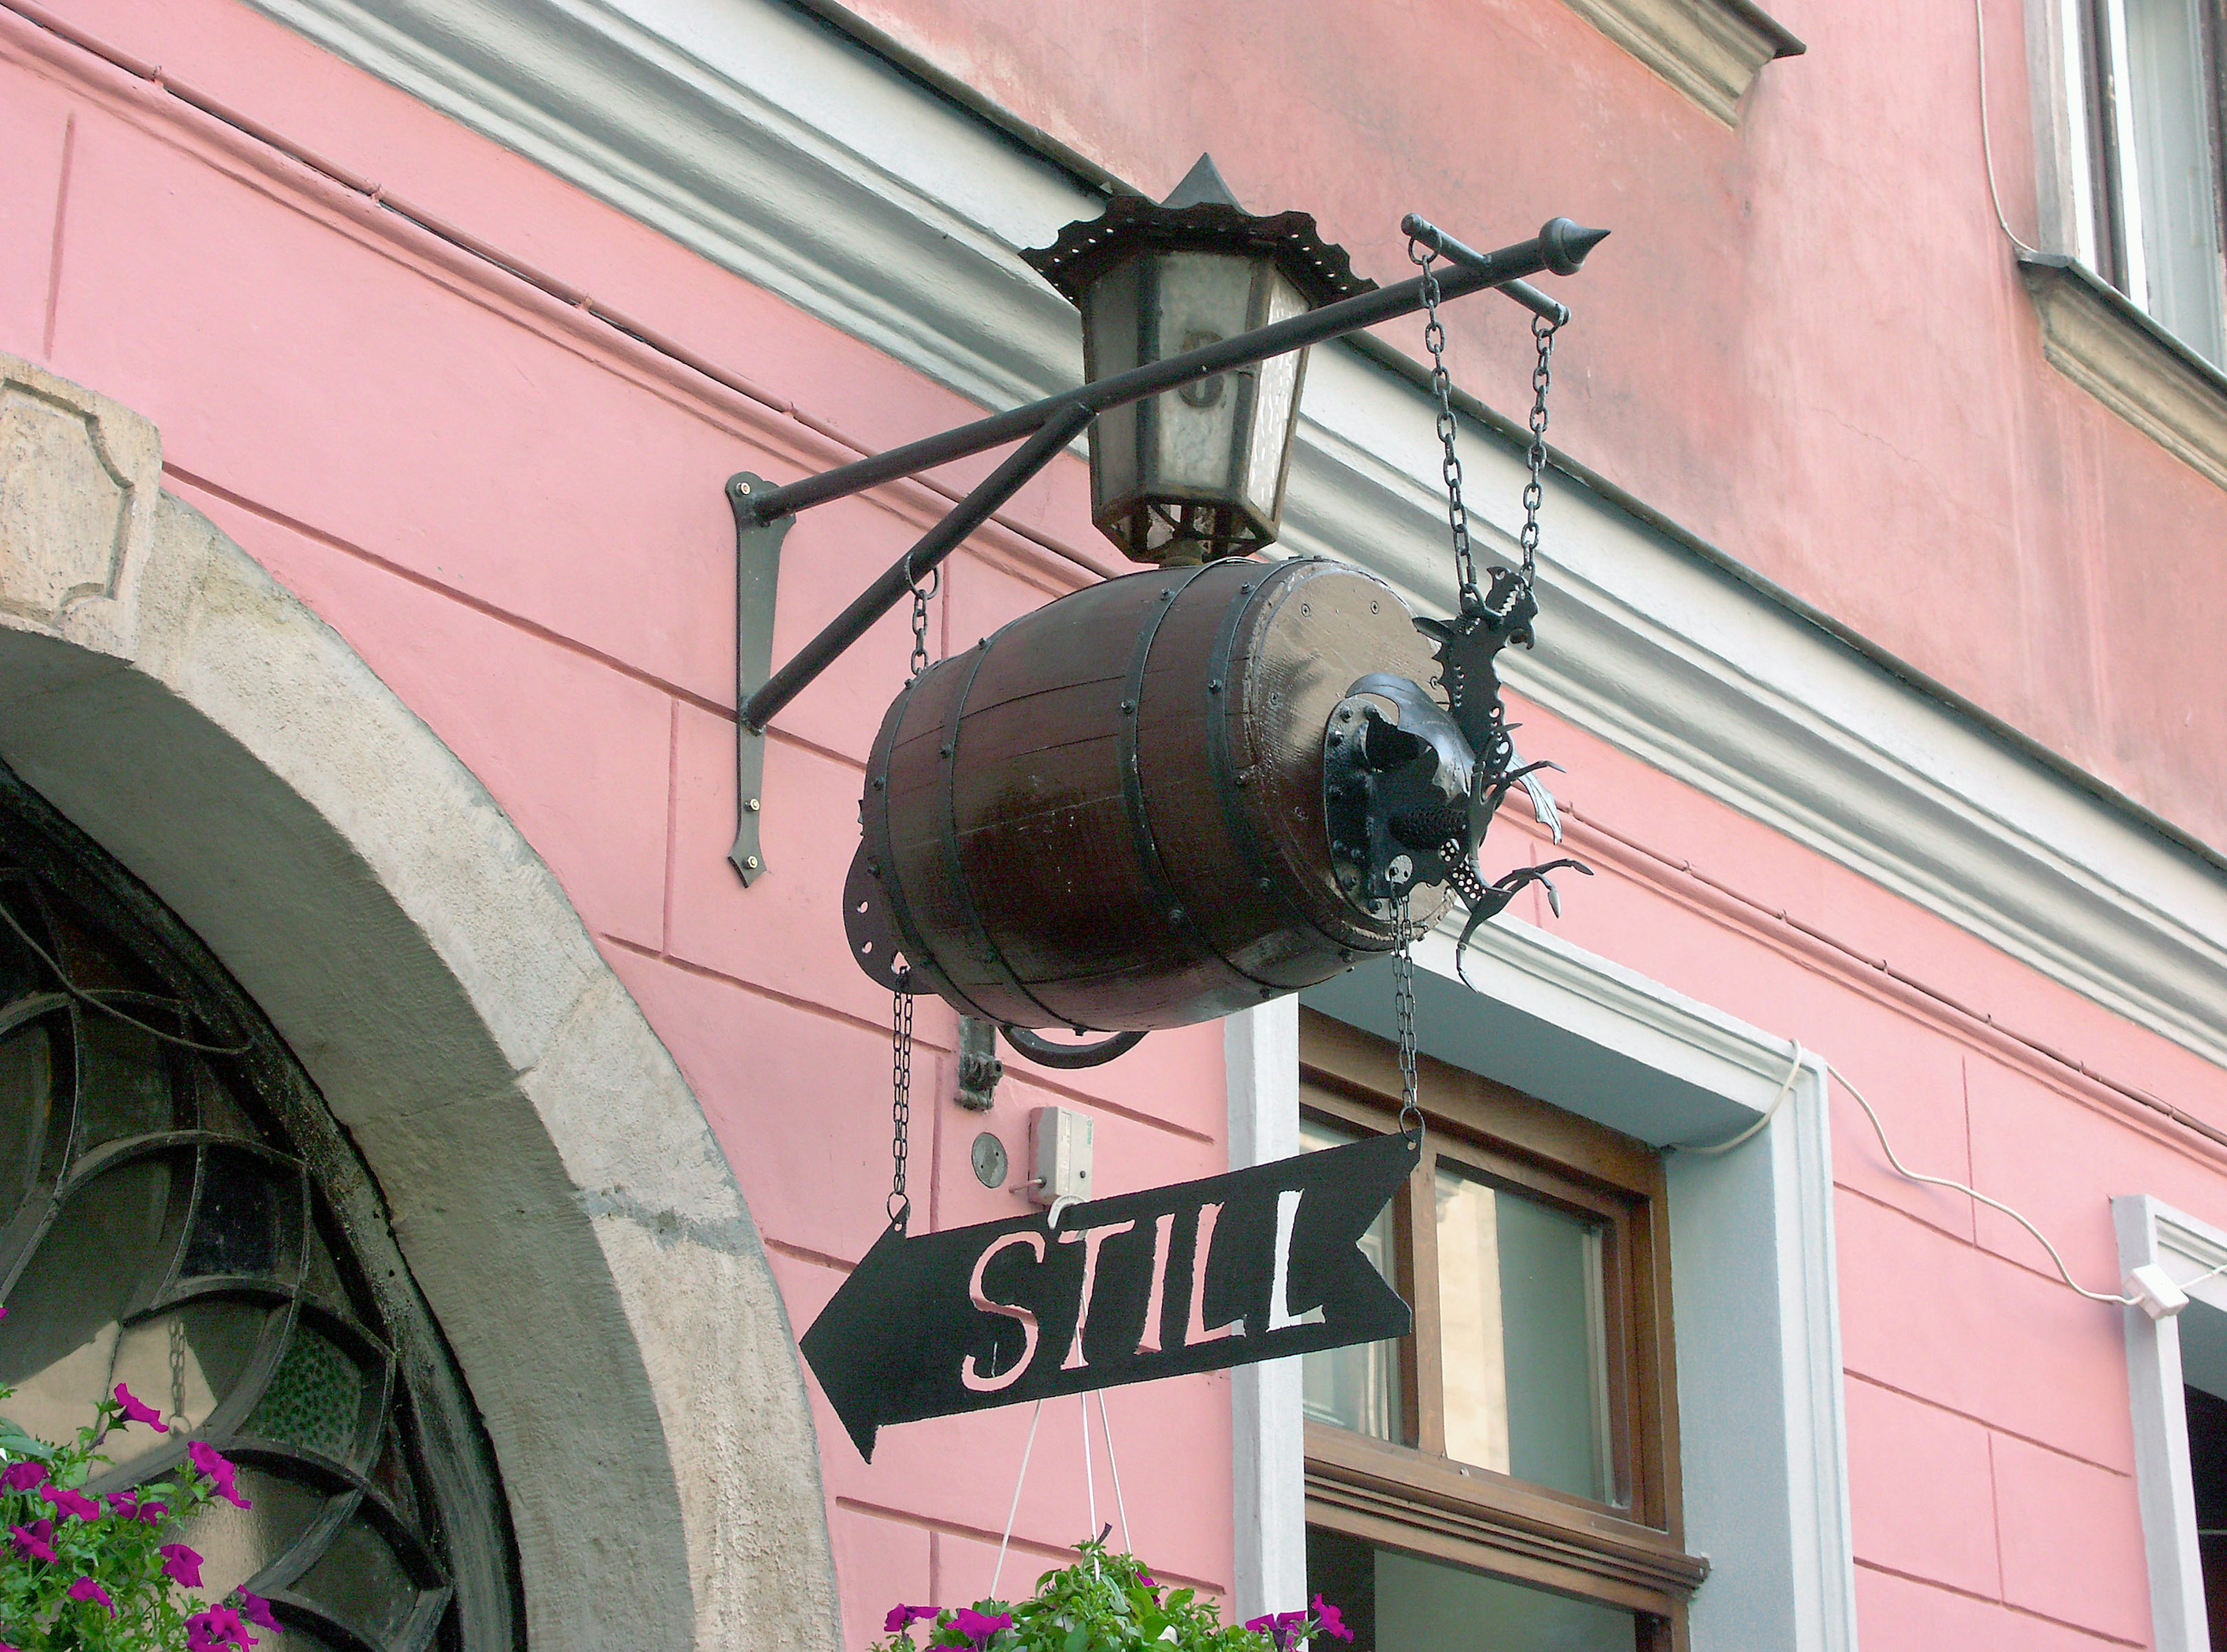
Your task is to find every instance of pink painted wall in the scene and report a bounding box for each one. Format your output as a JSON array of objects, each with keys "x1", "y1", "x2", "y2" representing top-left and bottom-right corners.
[
  {"x1": 3, "y1": 1, "x2": 2225, "y2": 1647},
  {"x1": 836, "y1": 0, "x2": 2227, "y2": 862}
]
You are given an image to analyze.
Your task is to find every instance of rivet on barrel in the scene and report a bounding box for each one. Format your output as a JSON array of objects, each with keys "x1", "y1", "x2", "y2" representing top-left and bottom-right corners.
[
  {"x1": 1120, "y1": 699, "x2": 1136, "y2": 714},
  {"x1": 1168, "y1": 906, "x2": 1187, "y2": 924},
  {"x1": 1209, "y1": 679, "x2": 1224, "y2": 694}
]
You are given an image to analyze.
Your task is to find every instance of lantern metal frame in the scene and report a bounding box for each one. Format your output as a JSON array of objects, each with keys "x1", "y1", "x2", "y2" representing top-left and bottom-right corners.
[{"x1": 724, "y1": 212, "x2": 1606, "y2": 884}]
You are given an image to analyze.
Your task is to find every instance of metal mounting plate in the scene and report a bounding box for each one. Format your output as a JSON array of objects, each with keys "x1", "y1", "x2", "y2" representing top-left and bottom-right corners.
[{"x1": 728, "y1": 473, "x2": 793, "y2": 885}]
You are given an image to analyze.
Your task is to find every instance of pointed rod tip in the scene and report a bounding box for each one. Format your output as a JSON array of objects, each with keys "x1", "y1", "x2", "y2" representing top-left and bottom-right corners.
[{"x1": 1541, "y1": 218, "x2": 1611, "y2": 275}]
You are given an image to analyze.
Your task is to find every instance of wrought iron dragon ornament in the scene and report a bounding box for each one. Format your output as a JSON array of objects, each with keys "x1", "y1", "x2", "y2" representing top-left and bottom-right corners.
[{"x1": 1324, "y1": 567, "x2": 1590, "y2": 982}]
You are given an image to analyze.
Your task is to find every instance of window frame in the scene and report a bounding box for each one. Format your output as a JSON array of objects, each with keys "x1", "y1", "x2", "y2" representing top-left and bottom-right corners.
[
  {"x1": 1297, "y1": 1011, "x2": 1705, "y2": 1645},
  {"x1": 2070, "y1": 0, "x2": 2227, "y2": 361},
  {"x1": 2114, "y1": 1192, "x2": 2227, "y2": 1651}
]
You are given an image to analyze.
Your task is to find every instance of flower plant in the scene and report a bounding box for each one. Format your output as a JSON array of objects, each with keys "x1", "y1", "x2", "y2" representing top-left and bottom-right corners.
[
  {"x1": 1, "y1": 1321, "x2": 277, "y2": 1652},
  {"x1": 873, "y1": 1537, "x2": 1352, "y2": 1652}
]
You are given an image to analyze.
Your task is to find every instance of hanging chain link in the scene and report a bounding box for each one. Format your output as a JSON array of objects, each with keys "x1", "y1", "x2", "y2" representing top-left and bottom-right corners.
[
  {"x1": 906, "y1": 561, "x2": 938, "y2": 682},
  {"x1": 1408, "y1": 244, "x2": 1476, "y2": 602},
  {"x1": 888, "y1": 977, "x2": 914, "y2": 1230},
  {"x1": 1517, "y1": 310, "x2": 1558, "y2": 584},
  {"x1": 1394, "y1": 896, "x2": 1421, "y2": 1136},
  {"x1": 167, "y1": 1317, "x2": 190, "y2": 1429}
]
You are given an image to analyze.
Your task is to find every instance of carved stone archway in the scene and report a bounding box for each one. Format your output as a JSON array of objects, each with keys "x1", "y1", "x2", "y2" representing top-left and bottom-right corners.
[{"x1": 0, "y1": 352, "x2": 839, "y2": 1651}]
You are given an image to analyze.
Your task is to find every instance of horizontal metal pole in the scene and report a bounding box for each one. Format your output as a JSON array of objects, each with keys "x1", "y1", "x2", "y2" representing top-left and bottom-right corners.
[
  {"x1": 741, "y1": 402, "x2": 1096, "y2": 732},
  {"x1": 1400, "y1": 213, "x2": 1570, "y2": 326},
  {"x1": 744, "y1": 216, "x2": 1607, "y2": 525}
]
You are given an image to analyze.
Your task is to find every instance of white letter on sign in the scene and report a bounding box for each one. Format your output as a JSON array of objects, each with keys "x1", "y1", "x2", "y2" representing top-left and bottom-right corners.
[
  {"x1": 1266, "y1": 1188, "x2": 1327, "y2": 1332},
  {"x1": 1184, "y1": 1201, "x2": 1246, "y2": 1345},
  {"x1": 963, "y1": 1230, "x2": 1045, "y2": 1393},
  {"x1": 1057, "y1": 1219, "x2": 1137, "y2": 1370}
]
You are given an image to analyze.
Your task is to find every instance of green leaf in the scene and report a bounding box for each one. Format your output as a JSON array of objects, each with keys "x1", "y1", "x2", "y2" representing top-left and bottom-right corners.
[
  {"x1": 1063, "y1": 1623, "x2": 1091, "y2": 1652},
  {"x1": 0, "y1": 1414, "x2": 55, "y2": 1460}
]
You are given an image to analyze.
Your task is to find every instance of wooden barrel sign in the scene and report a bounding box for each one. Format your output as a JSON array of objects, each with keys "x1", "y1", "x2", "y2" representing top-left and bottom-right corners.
[{"x1": 843, "y1": 557, "x2": 1449, "y2": 1032}]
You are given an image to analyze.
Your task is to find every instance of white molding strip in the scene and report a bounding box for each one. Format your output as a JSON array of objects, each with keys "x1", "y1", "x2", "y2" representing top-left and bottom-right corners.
[
  {"x1": 1303, "y1": 916, "x2": 1858, "y2": 1652},
  {"x1": 239, "y1": 0, "x2": 2227, "y2": 1074},
  {"x1": 2112, "y1": 1194, "x2": 2227, "y2": 1652},
  {"x1": 1558, "y1": 0, "x2": 1804, "y2": 125},
  {"x1": 2021, "y1": 253, "x2": 2227, "y2": 492},
  {"x1": 1225, "y1": 999, "x2": 1307, "y2": 1622}
]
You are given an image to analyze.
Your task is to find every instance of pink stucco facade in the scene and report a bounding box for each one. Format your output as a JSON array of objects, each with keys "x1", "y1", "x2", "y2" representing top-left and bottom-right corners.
[{"x1": 4, "y1": 0, "x2": 2225, "y2": 1647}]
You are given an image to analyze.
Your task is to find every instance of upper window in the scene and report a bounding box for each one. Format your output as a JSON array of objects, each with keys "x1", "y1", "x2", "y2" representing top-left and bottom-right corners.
[
  {"x1": 2073, "y1": 0, "x2": 2227, "y2": 365},
  {"x1": 1296, "y1": 1012, "x2": 1702, "y2": 1651},
  {"x1": 0, "y1": 772, "x2": 517, "y2": 1652}
]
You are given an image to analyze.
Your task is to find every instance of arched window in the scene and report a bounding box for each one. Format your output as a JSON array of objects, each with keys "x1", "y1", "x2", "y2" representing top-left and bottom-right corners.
[{"x1": 0, "y1": 767, "x2": 518, "y2": 1652}]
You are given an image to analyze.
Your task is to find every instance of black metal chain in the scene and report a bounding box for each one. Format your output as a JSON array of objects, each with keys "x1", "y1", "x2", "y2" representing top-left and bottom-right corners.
[
  {"x1": 1394, "y1": 896, "x2": 1421, "y2": 1136},
  {"x1": 1408, "y1": 244, "x2": 1475, "y2": 602},
  {"x1": 884, "y1": 554, "x2": 940, "y2": 1232},
  {"x1": 888, "y1": 974, "x2": 913, "y2": 1230},
  {"x1": 1408, "y1": 240, "x2": 1561, "y2": 600},
  {"x1": 906, "y1": 562, "x2": 938, "y2": 682},
  {"x1": 1518, "y1": 311, "x2": 1558, "y2": 584}
]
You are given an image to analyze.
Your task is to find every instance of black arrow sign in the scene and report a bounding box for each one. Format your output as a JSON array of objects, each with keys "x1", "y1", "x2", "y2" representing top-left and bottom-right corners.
[{"x1": 800, "y1": 1130, "x2": 1417, "y2": 1459}]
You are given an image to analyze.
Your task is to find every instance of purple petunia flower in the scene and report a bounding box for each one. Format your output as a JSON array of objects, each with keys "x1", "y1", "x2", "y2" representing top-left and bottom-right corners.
[
  {"x1": 1245, "y1": 1609, "x2": 1314, "y2": 1651},
  {"x1": 66, "y1": 1577, "x2": 114, "y2": 1614},
  {"x1": 1, "y1": 1459, "x2": 46, "y2": 1492},
  {"x1": 161, "y1": 1541, "x2": 205, "y2": 1587},
  {"x1": 187, "y1": 1605, "x2": 259, "y2": 1651},
  {"x1": 187, "y1": 1441, "x2": 252, "y2": 1510},
  {"x1": 233, "y1": 1590, "x2": 281, "y2": 1632},
  {"x1": 1311, "y1": 1595, "x2": 1354, "y2": 1643},
  {"x1": 41, "y1": 1483, "x2": 99, "y2": 1522},
  {"x1": 883, "y1": 1604, "x2": 938, "y2": 1634},
  {"x1": 950, "y1": 1606, "x2": 1012, "y2": 1649},
  {"x1": 9, "y1": 1519, "x2": 56, "y2": 1563},
  {"x1": 113, "y1": 1382, "x2": 169, "y2": 1432}
]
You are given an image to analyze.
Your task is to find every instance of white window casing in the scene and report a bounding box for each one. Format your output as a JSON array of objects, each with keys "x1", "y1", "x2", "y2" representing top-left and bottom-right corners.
[
  {"x1": 1229, "y1": 914, "x2": 1858, "y2": 1652},
  {"x1": 2114, "y1": 1193, "x2": 2227, "y2": 1652}
]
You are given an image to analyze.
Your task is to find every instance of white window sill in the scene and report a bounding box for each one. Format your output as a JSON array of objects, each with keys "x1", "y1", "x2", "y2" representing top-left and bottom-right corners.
[
  {"x1": 2019, "y1": 252, "x2": 2227, "y2": 492},
  {"x1": 1558, "y1": 0, "x2": 1804, "y2": 125}
]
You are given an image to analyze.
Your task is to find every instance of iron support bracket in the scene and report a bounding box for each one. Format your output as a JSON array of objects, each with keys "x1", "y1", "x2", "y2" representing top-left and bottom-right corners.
[
  {"x1": 727, "y1": 473, "x2": 792, "y2": 885},
  {"x1": 722, "y1": 213, "x2": 1607, "y2": 886}
]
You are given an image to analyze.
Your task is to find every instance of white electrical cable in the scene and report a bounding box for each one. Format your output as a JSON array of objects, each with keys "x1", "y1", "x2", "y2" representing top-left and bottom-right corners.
[
  {"x1": 1096, "y1": 1390, "x2": 1132, "y2": 1555},
  {"x1": 1826, "y1": 1058, "x2": 2137, "y2": 1306},
  {"x1": 1975, "y1": 0, "x2": 2044, "y2": 255},
  {"x1": 991, "y1": 1398, "x2": 1045, "y2": 1597},
  {"x1": 1677, "y1": 1044, "x2": 2200, "y2": 1312},
  {"x1": 1678, "y1": 1042, "x2": 1805, "y2": 1156},
  {"x1": 1080, "y1": 1392, "x2": 1097, "y2": 1553}
]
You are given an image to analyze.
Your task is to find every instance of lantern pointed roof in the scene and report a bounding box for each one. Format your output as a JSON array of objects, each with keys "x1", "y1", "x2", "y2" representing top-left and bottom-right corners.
[{"x1": 1021, "y1": 153, "x2": 1373, "y2": 310}]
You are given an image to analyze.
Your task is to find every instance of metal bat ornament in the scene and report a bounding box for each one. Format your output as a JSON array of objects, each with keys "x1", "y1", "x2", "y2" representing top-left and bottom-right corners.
[{"x1": 1323, "y1": 565, "x2": 1590, "y2": 982}]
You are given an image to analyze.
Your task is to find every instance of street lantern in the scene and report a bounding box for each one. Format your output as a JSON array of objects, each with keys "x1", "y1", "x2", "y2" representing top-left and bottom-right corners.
[{"x1": 1022, "y1": 155, "x2": 1372, "y2": 565}]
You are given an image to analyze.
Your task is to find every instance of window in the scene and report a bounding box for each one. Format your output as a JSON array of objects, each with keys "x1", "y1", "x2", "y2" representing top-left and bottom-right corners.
[
  {"x1": 1296, "y1": 1012, "x2": 1704, "y2": 1651},
  {"x1": 2072, "y1": 0, "x2": 2227, "y2": 365},
  {"x1": 0, "y1": 775, "x2": 517, "y2": 1652}
]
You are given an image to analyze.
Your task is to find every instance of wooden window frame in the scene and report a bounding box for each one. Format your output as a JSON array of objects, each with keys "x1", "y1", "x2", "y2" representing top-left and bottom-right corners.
[{"x1": 1299, "y1": 1011, "x2": 1706, "y2": 1647}]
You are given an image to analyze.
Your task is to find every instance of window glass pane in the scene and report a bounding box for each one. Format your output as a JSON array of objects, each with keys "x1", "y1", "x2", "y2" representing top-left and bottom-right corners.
[
  {"x1": 1307, "y1": 1524, "x2": 1640, "y2": 1651},
  {"x1": 1299, "y1": 1116, "x2": 1401, "y2": 1442},
  {"x1": 1437, "y1": 1164, "x2": 1612, "y2": 1502},
  {"x1": 2122, "y1": 0, "x2": 2227, "y2": 364}
]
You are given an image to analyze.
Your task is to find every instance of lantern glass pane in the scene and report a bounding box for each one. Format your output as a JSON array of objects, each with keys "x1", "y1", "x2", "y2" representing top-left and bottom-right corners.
[
  {"x1": 1144, "y1": 251, "x2": 1260, "y2": 495},
  {"x1": 1081, "y1": 256, "x2": 1143, "y2": 506},
  {"x1": 1239, "y1": 270, "x2": 1310, "y2": 520}
]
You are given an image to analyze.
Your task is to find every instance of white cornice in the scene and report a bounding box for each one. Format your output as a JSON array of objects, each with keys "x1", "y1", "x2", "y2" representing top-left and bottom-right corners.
[
  {"x1": 246, "y1": 0, "x2": 2227, "y2": 1070},
  {"x1": 1557, "y1": 0, "x2": 1804, "y2": 126}
]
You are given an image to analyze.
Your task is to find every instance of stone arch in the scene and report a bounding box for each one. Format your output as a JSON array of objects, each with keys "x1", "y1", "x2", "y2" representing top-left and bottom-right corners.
[{"x1": 0, "y1": 353, "x2": 839, "y2": 1651}]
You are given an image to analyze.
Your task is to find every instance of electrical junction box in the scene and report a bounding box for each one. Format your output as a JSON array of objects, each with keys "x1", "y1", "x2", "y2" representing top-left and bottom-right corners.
[{"x1": 1028, "y1": 1106, "x2": 1094, "y2": 1205}]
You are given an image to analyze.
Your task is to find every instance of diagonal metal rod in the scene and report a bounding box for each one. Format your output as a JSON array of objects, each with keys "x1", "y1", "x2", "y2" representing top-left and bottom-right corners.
[
  {"x1": 742, "y1": 402, "x2": 1096, "y2": 732},
  {"x1": 741, "y1": 217, "x2": 1608, "y2": 528}
]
